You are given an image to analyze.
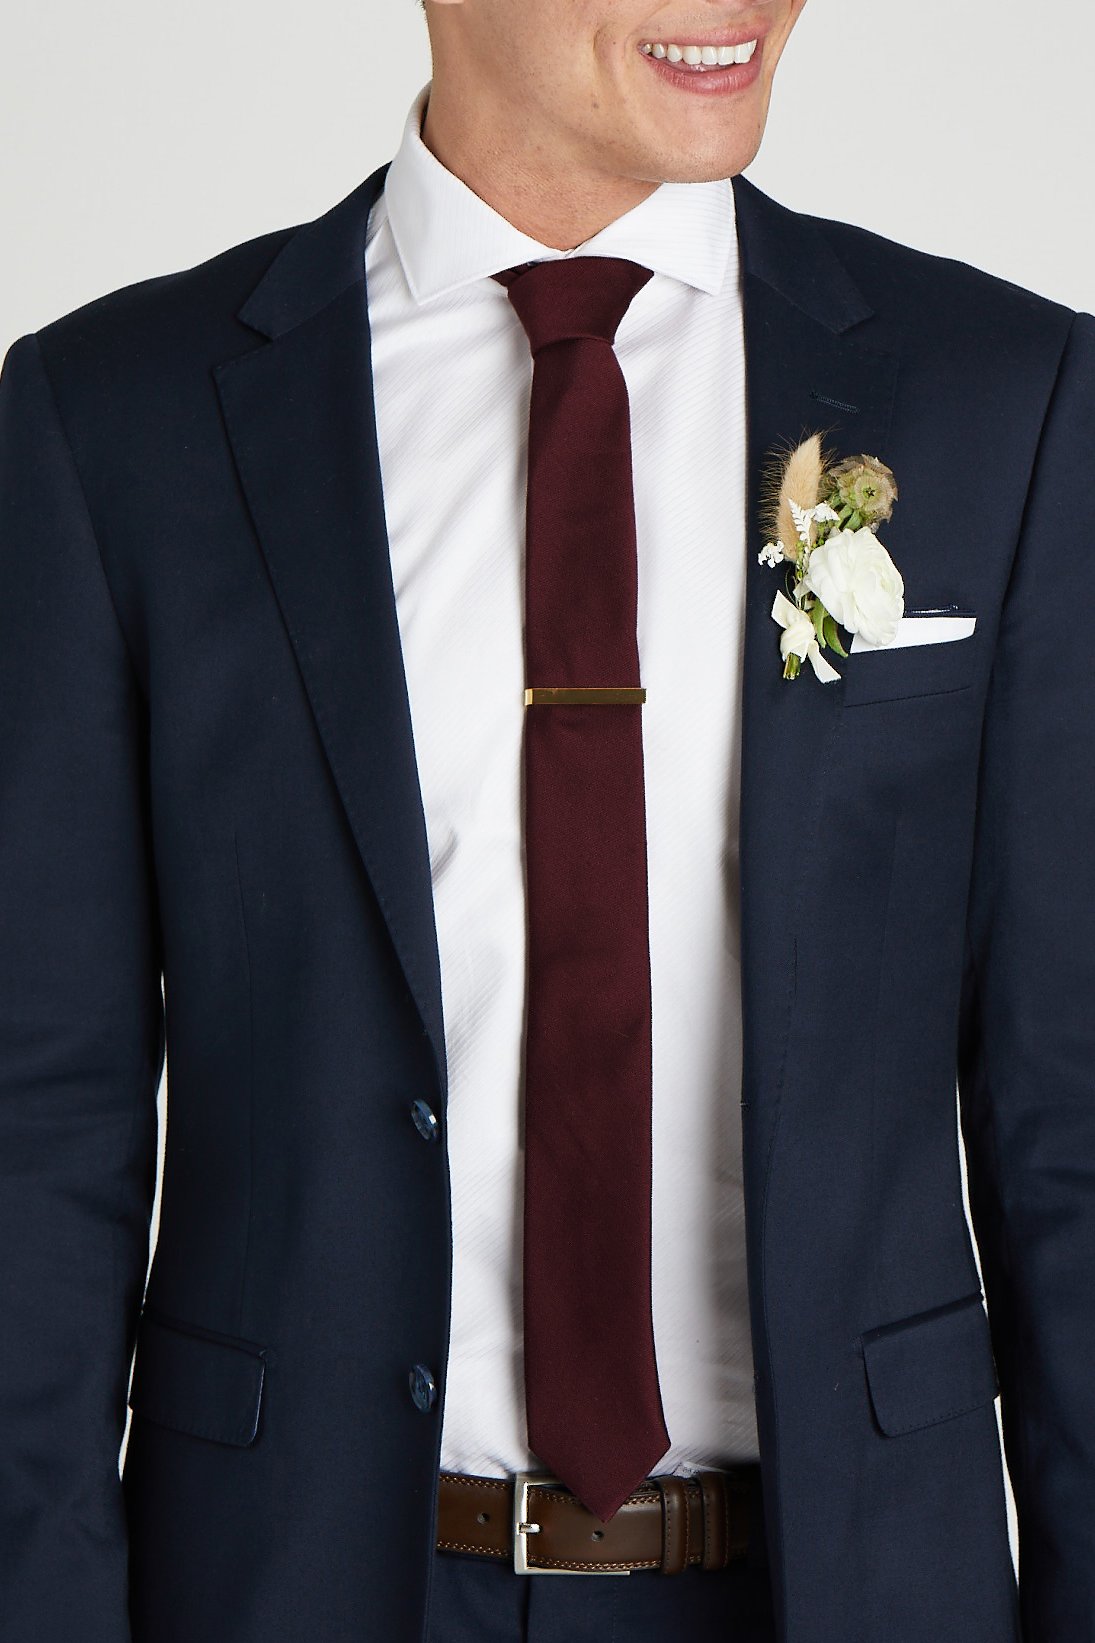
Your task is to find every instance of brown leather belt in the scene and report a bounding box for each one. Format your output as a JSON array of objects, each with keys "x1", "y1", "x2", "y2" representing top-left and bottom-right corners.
[{"x1": 436, "y1": 1465, "x2": 763, "y2": 1575}]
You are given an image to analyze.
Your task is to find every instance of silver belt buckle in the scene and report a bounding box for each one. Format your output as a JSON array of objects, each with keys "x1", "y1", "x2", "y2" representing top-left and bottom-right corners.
[{"x1": 513, "y1": 1473, "x2": 631, "y2": 1575}]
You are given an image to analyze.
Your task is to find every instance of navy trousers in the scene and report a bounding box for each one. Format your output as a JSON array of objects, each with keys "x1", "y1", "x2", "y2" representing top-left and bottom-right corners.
[{"x1": 425, "y1": 1544, "x2": 778, "y2": 1642}]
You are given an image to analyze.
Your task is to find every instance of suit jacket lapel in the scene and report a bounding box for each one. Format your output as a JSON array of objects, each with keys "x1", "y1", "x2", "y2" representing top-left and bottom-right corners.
[
  {"x1": 214, "y1": 162, "x2": 451, "y2": 1094},
  {"x1": 731, "y1": 172, "x2": 901, "y2": 1218}
]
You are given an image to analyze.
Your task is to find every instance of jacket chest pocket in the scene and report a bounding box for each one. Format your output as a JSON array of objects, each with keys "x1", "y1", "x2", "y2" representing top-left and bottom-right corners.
[{"x1": 841, "y1": 628, "x2": 981, "y2": 707}]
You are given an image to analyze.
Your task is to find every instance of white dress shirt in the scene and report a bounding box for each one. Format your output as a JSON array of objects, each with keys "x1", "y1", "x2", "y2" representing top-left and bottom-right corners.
[{"x1": 365, "y1": 81, "x2": 760, "y2": 1477}]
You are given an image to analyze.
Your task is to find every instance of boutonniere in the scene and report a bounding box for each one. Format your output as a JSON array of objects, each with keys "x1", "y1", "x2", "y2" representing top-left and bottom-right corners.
[{"x1": 757, "y1": 435, "x2": 905, "y2": 681}]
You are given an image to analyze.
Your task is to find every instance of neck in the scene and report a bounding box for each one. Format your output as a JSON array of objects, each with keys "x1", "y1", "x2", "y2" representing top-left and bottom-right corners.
[{"x1": 419, "y1": 80, "x2": 660, "y2": 252}]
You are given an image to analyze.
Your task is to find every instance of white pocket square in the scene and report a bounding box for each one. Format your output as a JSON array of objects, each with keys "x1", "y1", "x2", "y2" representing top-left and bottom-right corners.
[{"x1": 849, "y1": 612, "x2": 977, "y2": 653}]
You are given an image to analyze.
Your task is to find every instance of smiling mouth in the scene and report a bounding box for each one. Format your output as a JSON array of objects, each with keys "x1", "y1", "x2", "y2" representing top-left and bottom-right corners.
[{"x1": 639, "y1": 37, "x2": 758, "y2": 68}]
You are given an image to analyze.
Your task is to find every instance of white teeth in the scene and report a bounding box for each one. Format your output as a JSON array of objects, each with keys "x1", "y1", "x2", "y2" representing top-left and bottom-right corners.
[{"x1": 641, "y1": 37, "x2": 758, "y2": 68}]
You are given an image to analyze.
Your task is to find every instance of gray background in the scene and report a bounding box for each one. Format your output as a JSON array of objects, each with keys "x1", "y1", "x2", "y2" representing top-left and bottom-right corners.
[
  {"x1": 4, "y1": 0, "x2": 1093, "y2": 1570},
  {"x1": 2, "y1": 0, "x2": 1092, "y2": 347}
]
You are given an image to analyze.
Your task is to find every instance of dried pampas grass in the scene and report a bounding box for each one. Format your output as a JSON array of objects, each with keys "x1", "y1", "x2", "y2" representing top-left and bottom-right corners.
[{"x1": 760, "y1": 433, "x2": 828, "y2": 560}]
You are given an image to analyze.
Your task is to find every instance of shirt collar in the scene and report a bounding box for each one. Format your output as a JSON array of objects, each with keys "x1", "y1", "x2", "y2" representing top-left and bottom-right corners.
[{"x1": 383, "y1": 81, "x2": 738, "y2": 304}]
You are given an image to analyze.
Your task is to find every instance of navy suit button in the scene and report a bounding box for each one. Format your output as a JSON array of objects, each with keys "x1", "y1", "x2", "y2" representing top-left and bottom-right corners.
[
  {"x1": 409, "y1": 1363, "x2": 438, "y2": 1412},
  {"x1": 411, "y1": 1098, "x2": 440, "y2": 1143}
]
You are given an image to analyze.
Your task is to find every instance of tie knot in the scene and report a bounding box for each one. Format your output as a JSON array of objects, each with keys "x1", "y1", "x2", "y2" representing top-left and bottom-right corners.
[{"x1": 493, "y1": 256, "x2": 654, "y2": 355}]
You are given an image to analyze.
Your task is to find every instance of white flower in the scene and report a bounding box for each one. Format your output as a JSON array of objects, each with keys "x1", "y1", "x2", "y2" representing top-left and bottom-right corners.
[
  {"x1": 770, "y1": 590, "x2": 842, "y2": 684},
  {"x1": 758, "y1": 540, "x2": 787, "y2": 567},
  {"x1": 804, "y1": 526, "x2": 904, "y2": 648}
]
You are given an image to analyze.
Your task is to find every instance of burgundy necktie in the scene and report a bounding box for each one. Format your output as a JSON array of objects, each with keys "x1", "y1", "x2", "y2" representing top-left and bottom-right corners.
[{"x1": 493, "y1": 255, "x2": 671, "y2": 1523}]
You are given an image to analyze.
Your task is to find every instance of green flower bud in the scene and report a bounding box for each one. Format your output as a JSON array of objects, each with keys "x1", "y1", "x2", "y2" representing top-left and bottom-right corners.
[{"x1": 826, "y1": 454, "x2": 898, "y2": 527}]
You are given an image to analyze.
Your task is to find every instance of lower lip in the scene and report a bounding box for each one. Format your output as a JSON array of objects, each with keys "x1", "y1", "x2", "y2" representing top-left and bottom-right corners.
[{"x1": 639, "y1": 43, "x2": 763, "y2": 96}]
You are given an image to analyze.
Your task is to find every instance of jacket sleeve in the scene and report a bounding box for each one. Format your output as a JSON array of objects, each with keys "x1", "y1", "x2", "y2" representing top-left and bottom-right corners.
[
  {"x1": 0, "y1": 333, "x2": 165, "y2": 1640},
  {"x1": 957, "y1": 309, "x2": 1095, "y2": 1639}
]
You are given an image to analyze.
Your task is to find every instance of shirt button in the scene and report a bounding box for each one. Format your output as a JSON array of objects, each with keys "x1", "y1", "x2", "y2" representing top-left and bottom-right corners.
[
  {"x1": 408, "y1": 1363, "x2": 438, "y2": 1412},
  {"x1": 410, "y1": 1098, "x2": 440, "y2": 1143}
]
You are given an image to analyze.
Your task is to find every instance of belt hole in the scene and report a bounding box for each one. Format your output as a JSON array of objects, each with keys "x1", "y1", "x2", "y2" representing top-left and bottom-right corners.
[
  {"x1": 476, "y1": 1511, "x2": 490, "y2": 1524},
  {"x1": 592, "y1": 1529, "x2": 605, "y2": 1541}
]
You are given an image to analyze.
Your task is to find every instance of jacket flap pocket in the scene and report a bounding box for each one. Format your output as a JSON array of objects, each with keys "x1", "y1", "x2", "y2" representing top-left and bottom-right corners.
[
  {"x1": 860, "y1": 1291, "x2": 999, "y2": 1436},
  {"x1": 128, "y1": 1309, "x2": 266, "y2": 1446}
]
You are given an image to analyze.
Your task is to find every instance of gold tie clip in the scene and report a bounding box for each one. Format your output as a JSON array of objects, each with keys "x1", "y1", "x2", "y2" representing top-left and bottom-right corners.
[{"x1": 524, "y1": 686, "x2": 646, "y2": 707}]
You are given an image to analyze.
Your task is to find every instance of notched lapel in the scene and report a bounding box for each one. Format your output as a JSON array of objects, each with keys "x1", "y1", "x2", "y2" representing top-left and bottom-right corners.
[
  {"x1": 214, "y1": 163, "x2": 448, "y2": 1096},
  {"x1": 732, "y1": 177, "x2": 900, "y2": 1152}
]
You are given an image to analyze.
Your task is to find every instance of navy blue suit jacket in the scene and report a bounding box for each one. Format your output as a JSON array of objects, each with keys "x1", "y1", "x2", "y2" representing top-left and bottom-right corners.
[{"x1": 1, "y1": 165, "x2": 1092, "y2": 1643}]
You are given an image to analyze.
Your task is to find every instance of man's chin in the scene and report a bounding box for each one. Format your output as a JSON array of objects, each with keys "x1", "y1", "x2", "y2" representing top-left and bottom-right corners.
[
  {"x1": 628, "y1": 140, "x2": 763, "y2": 187},
  {"x1": 614, "y1": 109, "x2": 766, "y2": 186}
]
